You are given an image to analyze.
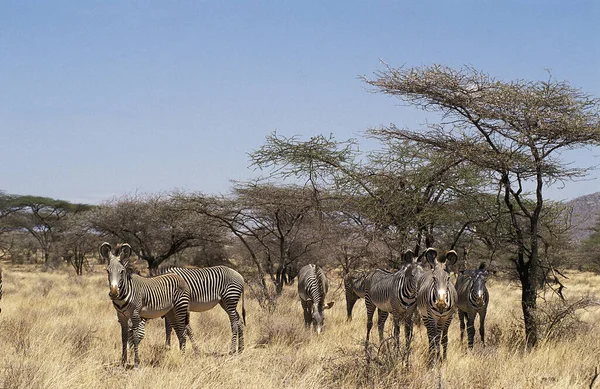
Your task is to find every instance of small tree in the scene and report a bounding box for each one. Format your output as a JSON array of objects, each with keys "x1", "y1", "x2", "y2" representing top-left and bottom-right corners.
[
  {"x1": 4, "y1": 195, "x2": 90, "y2": 268},
  {"x1": 87, "y1": 192, "x2": 224, "y2": 272}
]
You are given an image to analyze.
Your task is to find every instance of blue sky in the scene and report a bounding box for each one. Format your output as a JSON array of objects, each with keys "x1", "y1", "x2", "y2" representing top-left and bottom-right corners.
[{"x1": 1, "y1": 1, "x2": 599, "y2": 204}]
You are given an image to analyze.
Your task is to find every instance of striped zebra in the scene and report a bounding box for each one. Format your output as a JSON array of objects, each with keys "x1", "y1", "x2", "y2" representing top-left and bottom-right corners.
[
  {"x1": 297, "y1": 264, "x2": 334, "y2": 334},
  {"x1": 100, "y1": 242, "x2": 192, "y2": 368},
  {"x1": 455, "y1": 262, "x2": 489, "y2": 348},
  {"x1": 343, "y1": 270, "x2": 372, "y2": 321},
  {"x1": 364, "y1": 250, "x2": 423, "y2": 353},
  {"x1": 157, "y1": 266, "x2": 246, "y2": 354},
  {"x1": 416, "y1": 247, "x2": 458, "y2": 365}
]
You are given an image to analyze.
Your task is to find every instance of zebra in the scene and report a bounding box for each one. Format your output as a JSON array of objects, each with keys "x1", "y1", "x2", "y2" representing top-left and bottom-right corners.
[
  {"x1": 364, "y1": 250, "x2": 423, "y2": 355},
  {"x1": 100, "y1": 242, "x2": 192, "y2": 368},
  {"x1": 297, "y1": 264, "x2": 334, "y2": 334},
  {"x1": 157, "y1": 265, "x2": 246, "y2": 354},
  {"x1": 455, "y1": 262, "x2": 489, "y2": 349},
  {"x1": 343, "y1": 270, "x2": 372, "y2": 321},
  {"x1": 416, "y1": 247, "x2": 458, "y2": 365}
]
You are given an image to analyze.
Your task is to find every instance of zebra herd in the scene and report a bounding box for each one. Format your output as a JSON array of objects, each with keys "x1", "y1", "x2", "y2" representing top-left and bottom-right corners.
[
  {"x1": 0, "y1": 242, "x2": 489, "y2": 368},
  {"x1": 345, "y1": 247, "x2": 489, "y2": 365}
]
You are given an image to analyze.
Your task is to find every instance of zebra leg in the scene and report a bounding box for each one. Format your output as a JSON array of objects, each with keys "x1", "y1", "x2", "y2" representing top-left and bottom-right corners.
[
  {"x1": 458, "y1": 310, "x2": 466, "y2": 344},
  {"x1": 467, "y1": 312, "x2": 476, "y2": 349},
  {"x1": 345, "y1": 289, "x2": 358, "y2": 321},
  {"x1": 392, "y1": 314, "x2": 400, "y2": 349},
  {"x1": 186, "y1": 324, "x2": 199, "y2": 353},
  {"x1": 220, "y1": 299, "x2": 241, "y2": 354},
  {"x1": 404, "y1": 314, "x2": 414, "y2": 364},
  {"x1": 423, "y1": 316, "x2": 439, "y2": 366},
  {"x1": 164, "y1": 317, "x2": 173, "y2": 349},
  {"x1": 365, "y1": 296, "x2": 376, "y2": 345},
  {"x1": 479, "y1": 310, "x2": 486, "y2": 346},
  {"x1": 117, "y1": 314, "x2": 129, "y2": 366},
  {"x1": 130, "y1": 313, "x2": 142, "y2": 368},
  {"x1": 165, "y1": 310, "x2": 187, "y2": 353},
  {"x1": 377, "y1": 309, "x2": 389, "y2": 345},
  {"x1": 301, "y1": 299, "x2": 312, "y2": 329},
  {"x1": 441, "y1": 318, "x2": 452, "y2": 360}
]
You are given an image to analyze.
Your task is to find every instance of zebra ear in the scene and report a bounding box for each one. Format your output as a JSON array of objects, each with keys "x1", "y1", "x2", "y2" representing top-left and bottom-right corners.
[
  {"x1": 119, "y1": 244, "x2": 132, "y2": 265},
  {"x1": 445, "y1": 250, "x2": 459, "y2": 268},
  {"x1": 100, "y1": 242, "x2": 112, "y2": 261},
  {"x1": 424, "y1": 248, "x2": 437, "y2": 268},
  {"x1": 403, "y1": 249, "x2": 415, "y2": 264},
  {"x1": 324, "y1": 301, "x2": 335, "y2": 310}
]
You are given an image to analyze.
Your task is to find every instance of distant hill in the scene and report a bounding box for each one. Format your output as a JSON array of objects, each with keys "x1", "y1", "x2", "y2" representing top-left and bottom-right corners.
[{"x1": 568, "y1": 192, "x2": 600, "y2": 243}]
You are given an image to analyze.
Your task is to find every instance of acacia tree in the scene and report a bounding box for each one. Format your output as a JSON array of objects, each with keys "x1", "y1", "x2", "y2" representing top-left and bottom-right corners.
[
  {"x1": 251, "y1": 132, "x2": 487, "y2": 261},
  {"x1": 4, "y1": 195, "x2": 90, "y2": 268},
  {"x1": 183, "y1": 183, "x2": 326, "y2": 298},
  {"x1": 87, "y1": 192, "x2": 223, "y2": 272},
  {"x1": 363, "y1": 64, "x2": 600, "y2": 347},
  {"x1": 60, "y1": 211, "x2": 103, "y2": 275}
]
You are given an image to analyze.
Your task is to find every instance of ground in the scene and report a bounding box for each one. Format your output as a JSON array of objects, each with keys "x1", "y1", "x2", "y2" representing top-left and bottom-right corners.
[{"x1": 1, "y1": 263, "x2": 599, "y2": 389}]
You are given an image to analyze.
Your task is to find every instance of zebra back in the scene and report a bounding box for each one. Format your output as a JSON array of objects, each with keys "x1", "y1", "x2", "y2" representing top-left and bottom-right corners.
[{"x1": 156, "y1": 265, "x2": 244, "y2": 304}]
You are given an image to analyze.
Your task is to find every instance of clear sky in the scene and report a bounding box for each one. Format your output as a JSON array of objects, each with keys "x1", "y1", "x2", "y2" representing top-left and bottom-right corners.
[{"x1": 1, "y1": 1, "x2": 599, "y2": 204}]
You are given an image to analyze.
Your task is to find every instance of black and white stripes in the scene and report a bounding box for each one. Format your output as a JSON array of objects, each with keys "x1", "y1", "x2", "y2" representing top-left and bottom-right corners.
[
  {"x1": 343, "y1": 270, "x2": 371, "y2": 321},
  {"x1": 157, "y1": 265, "x2": 246, "y2": 353},
  {"x1": 101, "y1": 242, "x2": 191, "y2": 368},
  {"x1": 364, "y1": 250, "x2": 423, "y2": 355},
  {"x1": 297, "y1": 264, "x2": 334, "y2": 334},
  {"x1": 455, "y1": 262, "x2": 489, "y2": 348},
  {"x1": 416, "y1": 248, "x2": 458, "y2": 365}
]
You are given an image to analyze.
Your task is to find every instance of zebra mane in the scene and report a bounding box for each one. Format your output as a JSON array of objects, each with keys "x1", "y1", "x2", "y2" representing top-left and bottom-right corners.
[
  {"x1": 153, "y1": 265, "x2": 184, "y2": 277},
  {"x1": 314, "y1": 265, "x2": 326, "y2": 307}
]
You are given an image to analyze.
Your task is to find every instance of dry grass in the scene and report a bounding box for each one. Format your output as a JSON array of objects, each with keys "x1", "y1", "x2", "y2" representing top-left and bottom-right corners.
[{"x1": 1, "y1": 265, "x2": 600, "y2": 389}]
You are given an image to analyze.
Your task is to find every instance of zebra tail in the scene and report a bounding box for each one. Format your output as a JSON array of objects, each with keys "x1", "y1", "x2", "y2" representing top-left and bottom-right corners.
[{"x1": 241, "y1": 288, "x2": 247, "y2": 326}]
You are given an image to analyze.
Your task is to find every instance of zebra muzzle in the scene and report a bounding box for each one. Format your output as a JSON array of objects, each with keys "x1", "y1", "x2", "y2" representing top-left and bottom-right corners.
[{"x1": 109, "y1": 286, "x2": 119, "y2": 298}]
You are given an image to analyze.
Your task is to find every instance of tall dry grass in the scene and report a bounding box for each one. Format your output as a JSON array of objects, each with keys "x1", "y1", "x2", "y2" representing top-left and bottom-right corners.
[{"x1": 0, "y1": 264, "x2": 599, "y2": 389}]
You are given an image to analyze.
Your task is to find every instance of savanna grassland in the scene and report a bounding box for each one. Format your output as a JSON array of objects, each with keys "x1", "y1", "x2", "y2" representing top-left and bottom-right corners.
[{"x1": 1, "y1": 264, "x2": 600, "y2": 389}]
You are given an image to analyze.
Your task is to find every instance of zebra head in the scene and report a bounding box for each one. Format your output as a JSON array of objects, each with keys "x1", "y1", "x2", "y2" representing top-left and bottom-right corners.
[
  {"x1": 313, "y1": 301, "x2": 334, "y2": 335},
  {"x1": 424, "y1": 248, "x2": 458, "y2": 311},
  {"x1": 472, "y1": 263, "x2": 488, "y2": 307},
  {"x1": 100, "y1": 242, "x2": 133, "y2": 299},
  {"x1": 402, "y1": 249, "x2": 424, "y2": 294}
]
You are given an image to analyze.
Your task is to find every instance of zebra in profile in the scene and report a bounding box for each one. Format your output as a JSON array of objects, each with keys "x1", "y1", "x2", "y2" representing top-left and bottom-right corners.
[
  {"x1": 455, "y1": 262, "x2": 489, "y2": 348},
  {"x1": 157, "y1": 265, "x2": 246, "y2": 354},
  {"x1": 100, "y1": 242, "x2": 192, "y2": 368},
  {"x1": 416, "y1": 247, "x2": 458, "y2": 365},
  {"x1": 297, "y1": 264, "x2": 334, "y2": 334},
  {"x1": 364, "y1": 250, "x2": 423, "y2": 354}
]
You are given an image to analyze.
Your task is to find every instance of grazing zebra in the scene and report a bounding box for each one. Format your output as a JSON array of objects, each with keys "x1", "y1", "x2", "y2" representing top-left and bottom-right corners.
[
  {"x1": 455, "y1": 262, "x2": 489, "y2": 348},
  {"x1": 297, "y1": 264, "x2": 334, "y2": 334},
  {"x1": 157, "y1": 266, "x2": 246, "y2": 354},
  {"x1": 343, "y1": 270, "x2": 373, "y2": 321},
  {"x1": 364, "y1": 250, "x2": 423, "y2": 354},
  {"x1": 100, "y1": 242, "x2": 191, "y2": 368},
  {"x1": 416, "y1": 248, "x2": 458, "y2": 365}
]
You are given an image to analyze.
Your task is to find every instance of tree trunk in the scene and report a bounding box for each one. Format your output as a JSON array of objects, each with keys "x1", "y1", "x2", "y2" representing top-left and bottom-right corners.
[
  {"x1": 275, "y1": 265, "x2": 285, "y2": 295},
  {"x1": 518, "y1": 259, "x2": 538, "y2": 348}
]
